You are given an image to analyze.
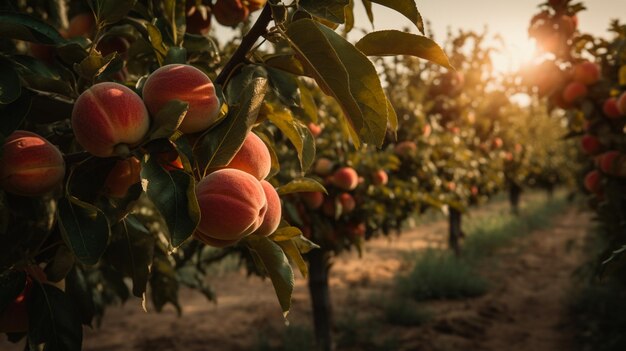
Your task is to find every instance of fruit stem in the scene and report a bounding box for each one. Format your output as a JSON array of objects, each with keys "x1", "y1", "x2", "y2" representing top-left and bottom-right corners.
[
  {"x1": 114, "y1": 144, "x2": 131, "y2": 158},
  {"x1": 214, "y1": 4, "x2": 272, "y2": 86}
]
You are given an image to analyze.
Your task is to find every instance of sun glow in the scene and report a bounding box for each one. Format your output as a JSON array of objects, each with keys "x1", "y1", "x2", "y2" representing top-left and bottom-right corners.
[{"x1": 490, "y1": 38, "x2": 539, "y2": 74}]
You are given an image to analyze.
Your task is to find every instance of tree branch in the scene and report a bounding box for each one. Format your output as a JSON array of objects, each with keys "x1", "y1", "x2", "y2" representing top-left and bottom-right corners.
[{"x1": 214, "y1": 4, "x2": 273, "y2": 86}]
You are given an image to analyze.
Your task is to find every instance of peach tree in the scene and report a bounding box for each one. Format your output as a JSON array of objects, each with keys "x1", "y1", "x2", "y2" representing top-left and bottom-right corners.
[{"x1": 0, "y1": 0, "x2": 452, "y2": 350}]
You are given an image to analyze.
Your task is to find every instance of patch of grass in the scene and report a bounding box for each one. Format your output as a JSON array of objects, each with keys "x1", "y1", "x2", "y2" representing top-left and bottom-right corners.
[
  {"x1": 335, "y1": 310, "x2": 399, "y2": 351},
  {"x1": 397, "y1": 250, "x2": 488, "y2": 301},
  {"x1": 382, "y1": 298, "x2": 432, "y2": 326}
]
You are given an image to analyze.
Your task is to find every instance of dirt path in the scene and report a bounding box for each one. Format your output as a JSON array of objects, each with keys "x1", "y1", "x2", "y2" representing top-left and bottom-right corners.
[
  {"x1": 395, "y1": 206, "x2": 590, "y2": 351},
  {"x1": 0, "y1": 196, "x2": 590, "y2": 351}
]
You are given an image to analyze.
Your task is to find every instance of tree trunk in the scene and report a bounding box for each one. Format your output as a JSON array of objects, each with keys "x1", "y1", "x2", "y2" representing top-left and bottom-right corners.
[
  {"x1": 449, "y1": 208, "x2": 462, "y2": 256},
  {"x1": 509, "y1": 183, "x2": 522, "y2": 215},
  {"x1": 308, "y1": 249, "x2": 333, "y2": 351}
]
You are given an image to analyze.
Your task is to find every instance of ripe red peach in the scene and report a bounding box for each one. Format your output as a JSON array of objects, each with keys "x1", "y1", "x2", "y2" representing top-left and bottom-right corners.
[
  {"x1": 492, "y1": 137, "x2": 503, "y2": 149},
  {"x1": 66, "y1": 12, "x2": 96, "y2": 38},
  {"x1": 301, "y1": 191, "x2": 324, "y2": 209},
  {"x1": 599, "y1": 151, "x2": 620, "y2": 174},
  {"x1": 0, "y1": 131, "x2": 65, "y2": 196},
  {"x1": 72, "y1": 82, "x2": 150, "y2": 157},
  {"x1": 213, "y1": 0, "x2": 249, "y2": 27},
  {"x1": 584, "y1": 170, "x2": 602, "y2": 194},
  {"x1": 253, "y1": 180, "x2": 281, "y2": 237},
  {"x1": 618, "y1": 92, "x2": 626, "y2": 115},
  {"x1": 573, "y1": 62, "x2": 601, "y2": 85},
  {"x1": 195, "y1": 169, "x2": 267, "y2": 242},
  {"x1": 338, "y1": 193, "x2": 355, "y2": 213},
  {"x1": 394, "y1": 141, "x2": 417, "y2": 157},
  {"x1": 104, "y1": 157, "x2": 141, "y2": 198},
  {"x1": 603, "y1": 98, "x2": 622, "y2": 118},
  {"x1": 322, "y1": 197, "x2": 336, "y2": 217},
  {"x1": 308, "y1": 123, "x2": 322, "y2": 137},
  {"x1": 225, "y1": 132, "x2": 271, "y2": 180},
  {"x1": 557, "y1": 15, "x2": 576, "y2": 36},
  {"x1": 142, "y1": 64, "x2": 220, "y2": 134},
  {"x1": 562, "y1": 81, "x2": 588, "y2": 104},
  {"x1": 313, "y1": 158, "x2": 334, "y2": 176},
  {"x1": 580, "y1": 135, "x2": 602, "y2": 155},
  {"x1": 422, "y1": 124, "x2": 432, "y2": 138},
  {"x1": 372, "y1": 170, "x2": 388, "y2": 186},
  {"x1": 346, "y1": 222, "x2": 366, "y2": 239},
  {"x1": 331, "y1": 167, "x2": 359, "y2": 191}
]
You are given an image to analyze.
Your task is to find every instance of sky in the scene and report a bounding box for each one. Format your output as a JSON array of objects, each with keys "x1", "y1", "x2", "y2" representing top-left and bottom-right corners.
[{"x1": 349, "y1": 0, "x2": 626, "y2": 73}]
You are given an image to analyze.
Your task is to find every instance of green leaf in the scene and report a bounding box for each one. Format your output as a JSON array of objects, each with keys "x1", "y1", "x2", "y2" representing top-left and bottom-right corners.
[
  {"x1": 267, "y1": 106, "x2": 316, "y2": 171},
  {"x1": 276, "y1": 178, "x2": 326, "y2": 195},
  {"x1": 57, "y1": 196, "x2": 111, "y2": 266},
  {"x1": 0, "y1": 12, "x2": 65, "y2": 44},
  {"x1": 292, "y1": 235, "x2": 319, "y2": 254},
  {"x1": 245, "y1": 236, "x2": 294, "y2": 316},
  {"x1": 147, "y1": 99, "x2": 189, "y2": 141},
  {"x1": 13, "y1": 55, "x2": 75, "y2": 97},
  {"x1": 266, "y1": 67, "x2": 300, "y2": 107},
  {"x1": 150, "y1": 253, "x2": 181, "y2": 314},
  {"x1": 355, "y1": 30, "x2": 453, "y2": 69},
  {"x1": 276, "y1": 239, "x2": 308, "y2": 278},
  {"x1": 0, "y1": 270, "x2": 26, "y2": 313},
  {"x1": 343, "y1": 0, "x2": 355, "y2": 34},
  {"x1": 296, "y1": 80, "x2": 318, "y2": 123},
  {"x1": 368, "y1": 0, "x2": 423, "y2": 33},
  {"x1": 264, "y1": 54, "x2": 306, "y2": 76},
  {"x1": 146, "y1": 22, "x2": 167, "y2": 65},
  {"x1": 270, "y1": 226, "x2": 303, "y2": 242},
  {"x1": 386, "y1": 97, "x2": 398, "y2": 135},
  {"x1": 27, "y1": 284, "x2": 82, "y2": 351},
  {"x1": 65, "y1": 267, "x2": 96, "y2": 326},
  {"x1": 361, "y1": 0, "x2": 374, "y2": 25},
  {"x1": 141, "y1": 153, "x2": 200, "y2": 247},
  {"x1": 107, "y1": 216, "x2": 155, "y2": 297},
  {"x1": 194, "y1": 76, "x2": 268, "y2": 175},
  {"x1": 44, "y1": 245, "x2": 75, "y2": 283},
  {"x1": 286, "y1": 19, "x2": 388, "y2": 147},
  {"x1": 0, "y1": 58, "x2": 21, "y2": 104},
  {"x1": 75, "y1": 51, "x2": 117, "y2": 81},
  {"x1": 299, "y1": 0, "x2": 349, "y2": 24}
]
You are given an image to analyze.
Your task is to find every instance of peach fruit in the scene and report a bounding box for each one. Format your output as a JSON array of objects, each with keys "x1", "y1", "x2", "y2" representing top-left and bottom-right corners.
[
  {"x1": 301, "y1": 191, "x2": 324, "y2": 209},
  {"x1": 308, "y1": 123, "x2": 322, "y2": 137},
  {"x1": 253, "y1": 180, "x2": 281, "y2": 237},
  {"x1": 313, "y1": 158, "x2": 334, "y2": 176},
  {"x1": 394, "y1": 141, "x2": 417, "y2": 157},
  {"x1": 338, "y1": 193, "x2": 355, "y2": 213},
  {"x1": 72, "y1": 82, "x2": 150, "y2": 158},
  {"x1": 580, "y1": 135, "x2": 602, "y2": 155},
  {"x1": 225, "y1": 132, "x2": 271, "y2": 180},
  {"x1": 618, "y1": 92, "x2": 626, "y2": 115},
  {"x1": 331, "y1": 167, "x2": 359, "y2": 191},
  {"x1": 195, "y1": 169, "x2": 267, "y2": 242},
  {"x1": 213, "y1": 0, "x2": 249, "y2": 27},
  {"x1": 66, "y1": 13, "x2": 96, "y2": 38},
  {"x1": 142, "y1": 64, "x2": 220, "y2": 134},
  {"x1": 0, "y1": 131, "x2": 65, "y2": 196},
  {"x1": 562, "y1": 81, "x2": 588, "y2": 104},
  {"x1": 372, "y1": 170, "x2": 388, "y2": 186},
  {"x1": 599, "y1": 151, "x2": 621, "y2": 174},
  {"x1": 573, "y1": 62, "x2": 601, "y2": 85},
  {"x1": 584, "y1": 170, "x2": 602, "y2": 194},
  {"x1": 603, "y1": 98, "x2": 622, "y2": 118},
  {"x1": 104, "y1": 157, "x2": 141, "y2": 198}
]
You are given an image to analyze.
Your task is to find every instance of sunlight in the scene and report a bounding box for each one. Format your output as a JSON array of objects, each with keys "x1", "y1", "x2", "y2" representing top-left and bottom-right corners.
[{"x1": 491, "y1": 38, "x2": 539, "y2": 74}]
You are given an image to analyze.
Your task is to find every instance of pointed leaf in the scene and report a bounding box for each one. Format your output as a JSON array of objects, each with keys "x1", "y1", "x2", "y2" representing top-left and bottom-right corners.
[
  {"x1": 276, "y1": 178, "x2": 327, "y2": 195},
  {"x1": 368, "y1": 0, "x2": 423, "y2": 33},
  {"x1": 298, "y1": 0, "x2": 349, "y2": 24}
]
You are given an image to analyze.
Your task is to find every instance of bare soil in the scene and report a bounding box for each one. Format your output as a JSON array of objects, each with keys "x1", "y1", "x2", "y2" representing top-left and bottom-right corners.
[{"x1": 0, "y1": 198, "x2": 591, "y2": 351}]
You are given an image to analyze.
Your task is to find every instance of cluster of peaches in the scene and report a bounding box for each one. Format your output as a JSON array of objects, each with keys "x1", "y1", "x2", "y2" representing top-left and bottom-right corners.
[
  {"x1": 186, "y1": 0, "x2": 267, "y2": 35},
  {"x1": 0, "y1": 63, "x2": 282, "y2": 247},
  {"x1": 582, "y1": 84, "x2": 626, "y2": 197},
  {"x1": 528, "y1": 0, "x2": 578, "y2": 55}
]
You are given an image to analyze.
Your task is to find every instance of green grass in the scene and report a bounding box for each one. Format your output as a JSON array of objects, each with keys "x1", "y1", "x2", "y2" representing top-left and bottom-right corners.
[
  {"x1": 254, "y1": 325, "x2": 316, "y2": 351},
  {"x1": 382, "y1": 297, "x2": 432, "y2": 326},
  {"x1": 396, "y1": 194, "x2": 570, "y2": 302},
  {"x1": 396, "y1": 250, "x2": 488, "y2": 300}
]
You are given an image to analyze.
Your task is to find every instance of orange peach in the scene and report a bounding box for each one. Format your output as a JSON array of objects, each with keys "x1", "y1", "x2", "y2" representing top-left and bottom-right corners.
[
  {"x1": 225, "y1": 132, "x2": 271, "y2": 180},
  {"x1": 301, "y1": 191, "x2": 324, "y2": 209},
  {"x1": 599, "y1": 151, "x2": 621, "y2": 174},
  {"x1": 195, "y1": 169, "x2": 267, "y2": 242},
  {"x1": 492, "y1": 137, "x2": 503, "y2": 149},
  {"x1": 104, "y1": 157, "x2": 141, "y2": 198},
  {"x1": 562, "y1": 81, "x2": 588, "y2": 104},
  {"x1": 213, "y1": 0, "x2": 249, "y2": 27},
  {"x1": 142, "y1": 64, "x2": 220, "y2": 134},
  {"x1": 603, "y1": 97, "x2": 622, "y2": 118},
  {"x1": 331, "y1": 167, "x2": 359, "y2": 191},
  {"x1": 313, "y1": 158, "x2": 334, "y2": 176},
  {"x1": 573, "y1": 62, "x2": 601, "y2": 85},
  {"x1": 346, "y1": 222, "x2": 366, "y2": 238},
  {"x1": 72, "y1": 82, "x2": 150, "y2": 157},
  {"x1": 338, "y1": 193, "x2": 355, "y2": 213},
  {"x1": 253, "y1": 180, "x2": 281, "y2": 237},
  {"x1": 66, "y1": 12, "x2": 96, "y2": 38},
  {"x1": 0, "y1": 131, "x2": 65, "y2": 196},
  {"x1": 308, "y1": 123, "x2": 322, "y2": 137},
  {"x1": 372, "y1": 170, "x2": 388, "y2": 186}
]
